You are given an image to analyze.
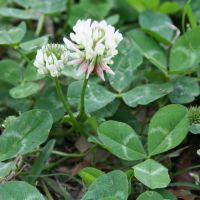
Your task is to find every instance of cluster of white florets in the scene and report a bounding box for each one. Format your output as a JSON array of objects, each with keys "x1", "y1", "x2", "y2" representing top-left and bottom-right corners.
[
  {"x1": 34, "y1": 44, "x2": 68, "y2": 77},
  {"x1": 34, "y1": 19, "x2": 123, "y2": 80}
]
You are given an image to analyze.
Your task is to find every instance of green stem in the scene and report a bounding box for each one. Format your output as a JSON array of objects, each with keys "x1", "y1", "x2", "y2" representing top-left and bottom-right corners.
[
  {"x1": 172, "y1": 164, "x2": 200, "y2": 177},
  {"x1": 78, "y1": 76, "x2": 88, "y2": 121},
  {"x1": 54, "y1": 77, "x2": 79, "y2": 128},
  {"x1": 52, "y1": 150, "x2": 83, "y2": 157},
  {"x1": 14, "y1": 47, "x2": 31, "y2": 63},
  {"x1": 36, "y1": 14, "x2": 45, "y2": 36},
  {"x1": 41, "y1": 180, "x2": 54, "y2": 200}
]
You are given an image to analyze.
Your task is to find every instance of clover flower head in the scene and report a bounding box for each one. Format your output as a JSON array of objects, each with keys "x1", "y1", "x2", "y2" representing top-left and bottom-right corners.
[
  {"x1": 63, "y1": 19, "x2": 123, "y2": 80},
  {"x1": 34, "y1": 44, "x2": 68, "y2": 77}
]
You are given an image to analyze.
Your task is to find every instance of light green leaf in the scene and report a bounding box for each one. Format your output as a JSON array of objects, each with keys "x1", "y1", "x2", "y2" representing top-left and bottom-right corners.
[
  {"x1": 159, "y1": 2, "x2": 179, "y2": 14},
  {"x1": 148, "y1": 104, "x2": 189, "y2": 156},
  {"x1": 0, "y1": 22, "x2": 26, "y2": 45},
  {"x1": 9, "y1": 82, "x2": 40, "y2": 99},
  {"x1": 20, "y1": 36, "x2": 48, "y2": 52},
  {"x1": 169, "y1": 77, "x2": 200, "y2": 104},
  {"x1": 68, "y1": 81, "x2": 116, "y2": 113},
  {"x1": 0, "y1": 59, "x2": 21, "y2": 84},
  {"x1": 106, "y1": 14, "x2": 119, "y2": 26},
  {"x1": 122, "y1": 83, "x2": 173, "y2": 107},
  {"x1": 98, "y1": 120, "x2": 146, "y2": 161},
  {"x1": 14, "y1": 0, "x2": 67, "y2": 14},
  {"x1": 0, "y1": 162, "x2": 16, "y2": 179},
  {"x1": 69, "y1": 0, "x2": 112, "y2": 27},
  {"x1": 79, "y1": 167, "x2": 105, "y2": 187},
  {"x1": 170, "y1": 27, "x2": 200, "y2": 71},
  {"x1": 127, "y1": 29, "x2": 167, "y2": 74},
  {"x1": 0, "y1": 181, "x2": 45, "y2": 200},
  {"x1": 108, "y1": 36, "x2": 143, "y2": 92},
  {"x1": 82, "y1": 170, "x2": 128, "y2": 200},
  {"x1": 139, "y1": 10, "x2": 174, "y2": 44},
  {"x1": 134, "y1": 159, "x2": 170, "y2": 189},
  {"x1": 0, "y1": 109, "x2": 53, "y2": 162},
  {"x1": 137, "y1": 191, "x2": 163, "y2": 200},
  {"x1": 128, "y1": 0, "x2": 159, "y2": 12},
  {"x1": 0, "y1": 7, "x2": 37, "y2": 20}
]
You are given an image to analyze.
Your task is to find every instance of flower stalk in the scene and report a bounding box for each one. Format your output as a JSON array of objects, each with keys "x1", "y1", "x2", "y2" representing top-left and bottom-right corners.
[
  {"x1": 54, "y1": 77, "x2": 79, "y2": 128},
  {"x1": 78, "y1": 76, "x2": 88, "y2": 121}
]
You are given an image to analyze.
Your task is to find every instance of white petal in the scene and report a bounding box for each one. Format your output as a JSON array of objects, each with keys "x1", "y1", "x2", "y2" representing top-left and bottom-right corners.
[
  {"x1": 96, "y1": 65, "x2": 105, "y2": 81},
  {"x1": 86, "y1": 63, "x2": 95, "y2": 79}
]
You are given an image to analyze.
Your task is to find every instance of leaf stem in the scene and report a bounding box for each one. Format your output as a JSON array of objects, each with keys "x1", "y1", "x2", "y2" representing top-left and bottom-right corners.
[
  {"x1": 36, "y1": 14, "x2": 45, "y2": 36},
  {"x1": 52, "y1": 150, "x2": 83, "y2": 157},
  {"x1": 53, "y1": 77, "x2": 79, "y2": 129},
  {"x1": 41, "y1": 180, "x2": 54, "y2": 200}
]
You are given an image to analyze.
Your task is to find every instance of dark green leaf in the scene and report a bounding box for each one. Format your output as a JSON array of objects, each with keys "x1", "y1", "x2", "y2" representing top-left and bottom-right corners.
[
  {"x1": 0, "y1": 59, "x2": 21, "y2": 84},
  {"x1": 20, "y1": 36, "x2": 49, "y2": 52},
  {"x1": 169, "y1": 77, "x2": 199, "y2": 104},
  {"x1": 156, "y1": 189, "x2": 177, "y2": 200},
  {"x1": 0, "y1": 162, "x2": 16, "y2": 180},
  {"x1": 108, "y1": 36, "x2": 143, "y2": 92},
  {"x1": 133, "y1": 159, "x2": 170, "y2": 189},
  {"x1": 127, "y1": 29, "x2": 167, "y2": 74},
  {"x1": 122, "y1": 83, "x2": 173, "y2": 107},
  {"x1": 14, "y1": 0, "x2": 67, "y2": 14},
  {"x1": 170, "y1": 27, "x2": 200, "y2": 71},
  {"x1": 0, "y1": 7, "x2": 37, "y2": 20},
  {"x1": 82, "y1": 170, "x2": 128, "y2": 200},
  {"x1": 0, "y1": 22, "x2": 26, "y2": 45},
  {"x1": 148, "y1": 104, "x2": 189, "y2": 156},
  {"x1": 0, "y1": 181, "x2": 45, "y2": 200},
  {"x1": 68, "y1": 81, "x2": 116, "y2": 113},
  {"x1": 139, "y1": 10, "x2": 174, "y2": 44},
  {"x1": 98, "y1": 120, "x2": 146, "y2": 161},
  {"x1": 137, "y1": 191, "x2": 163, "y2": 200},
  {"x1": 9, "y1": 82, "x2": 40, "y2": 99},
  {"x1": 0, "y1": 109, "x2": 53, "y2": 161}
]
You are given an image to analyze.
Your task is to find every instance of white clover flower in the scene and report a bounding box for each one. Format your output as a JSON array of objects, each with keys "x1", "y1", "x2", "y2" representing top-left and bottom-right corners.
[
  {"x1": 34, "y1": 44, "x2": 68, "y2": 77},
  {"x1": 63, "y1": 19, "x2": 123, "y2": 80}
]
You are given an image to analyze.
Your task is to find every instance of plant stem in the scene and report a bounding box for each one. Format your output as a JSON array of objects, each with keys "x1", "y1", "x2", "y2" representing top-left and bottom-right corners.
[
  {"x1": 41, "y1": 180, "x2": 54, "y2": 200},
  {"x1": 52, "y1": 150, "x2": 83, "y2": 158},
  {"x1": 14, "y1": 47, "x2": 31, "y2": 63},
  {"x1": 54, "y1": 77, "x2": 79, "y2": 128},
  {"x1": 78, "y1": 76, "x2": 88, "y2": 121},
  {"x1": 36, "y1": 14, "x2": 45, "y2": 36},
  {"x1": 172, "y1": 164, "x2": 200, "y2": 177}
]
